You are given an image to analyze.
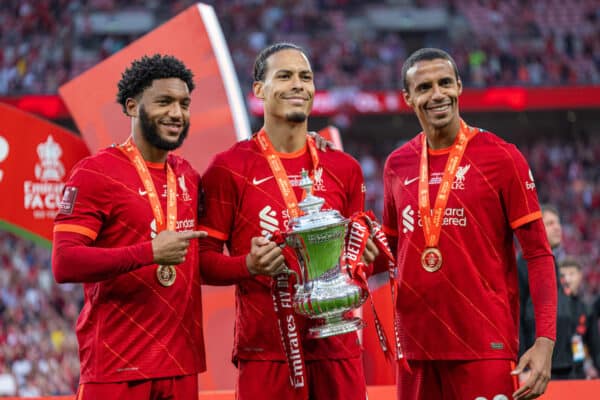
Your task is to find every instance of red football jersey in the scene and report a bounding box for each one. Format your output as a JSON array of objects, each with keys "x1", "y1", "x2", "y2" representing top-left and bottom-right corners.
[
  {"x1": 54, "y1": 147, "x2": 205, "y2": 382},
  {"x1": 198, "y1": 138, "x2": 365, "y2": 362},
  {"x1": 383, "y1": 129, "x2": 545, "y2": 360}
]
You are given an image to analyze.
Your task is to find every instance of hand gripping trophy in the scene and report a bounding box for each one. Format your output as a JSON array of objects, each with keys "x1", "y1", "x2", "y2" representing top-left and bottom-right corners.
[{"x1": 283, "y1": 171, "x2": 369, "y2": 338}]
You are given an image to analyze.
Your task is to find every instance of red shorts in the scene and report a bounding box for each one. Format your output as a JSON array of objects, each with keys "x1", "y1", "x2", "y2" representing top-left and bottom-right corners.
[
  {"x1": 75, "y1": 374, "x2": 198, "y2": 400},
  {"x1": 397, "y1": 359, "x2": 519, "y2": 400},
  {"x1": 237, "y1": 358, "x2": 366, "y2": 400}
]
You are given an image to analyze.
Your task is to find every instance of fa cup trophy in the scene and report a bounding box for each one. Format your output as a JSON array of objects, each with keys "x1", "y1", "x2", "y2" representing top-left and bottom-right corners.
[{"x1": 285, "y1": 171, "x2": 368, "y2": 338}]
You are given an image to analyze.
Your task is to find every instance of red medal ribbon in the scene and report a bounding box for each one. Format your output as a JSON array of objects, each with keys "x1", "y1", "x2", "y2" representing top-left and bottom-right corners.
[
  {"x1": 254, "y1": 129, "x2": 320, "y2": 398},
  {"x1": 254, "y1": 128, "x2": 319, "y2": 218},
  {"x1": 119, "y1": 136, "x2": 177, "y2": 232},
  {"x1": 270, "y1": 231, "x2": 307, "y2": 394},
  {"x1": 344, "y1": 211, "x2": 410, "y2": 371},
  {"x1": 418, "y1": 120, "x2": 475, "y2": 261}
]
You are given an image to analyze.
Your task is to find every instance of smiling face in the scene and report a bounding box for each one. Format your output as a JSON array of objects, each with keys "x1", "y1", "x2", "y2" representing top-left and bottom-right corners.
[
  {"x1": 403, "y1": 58, "x2": 462, "y2": 135},
  {"x1": 127, "y1": 77, "x2": 191, "y2": 151},
  {"x1": 253, "y1": 49, "x2": 314, "y2": 124}
]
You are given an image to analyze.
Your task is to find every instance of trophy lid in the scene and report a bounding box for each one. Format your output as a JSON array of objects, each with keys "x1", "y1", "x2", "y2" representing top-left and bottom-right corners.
[{"x1": 288, "y1": 170, "x2": 347, "y2": 233}]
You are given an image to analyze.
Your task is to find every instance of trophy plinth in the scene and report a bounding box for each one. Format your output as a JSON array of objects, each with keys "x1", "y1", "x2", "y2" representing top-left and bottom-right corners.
[{"x1": 286, "y1": 170, "x2": 367, "y2": 339}]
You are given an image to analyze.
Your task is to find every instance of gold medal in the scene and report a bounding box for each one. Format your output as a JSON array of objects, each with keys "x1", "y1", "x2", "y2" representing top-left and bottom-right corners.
[
  {"x1": 156, "y1": 265, "x2": 176, "y2": 286},
  {"x1": 421, "y1": 247, "x2": 442, "y2": 272},
  {"x1": 417, "y1": 120, "x2": 475, "y2": 274},
  {"x1": 119, "y1": 137, "x2": 179, "y2": 287}
]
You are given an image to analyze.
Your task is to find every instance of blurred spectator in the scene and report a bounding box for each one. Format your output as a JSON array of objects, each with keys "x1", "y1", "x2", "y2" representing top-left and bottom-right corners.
[
  {"x1": 519, "y1": 133, "x2": 600, "y2": 303},
  {"x1": 1, "y1": 0, "x2": 599, "y2": 95},
  {"x1": 0, "y1": 230, "x2": 81, "y2": 396},
  {"x1": 558, "y1": 258, "x2": 600, "y2": 380},
  {"x1": 515, "y1": 205, "x2": 598, "y2": 381},
  {"x1": 0, "y1": 365, "x2": 17, "y2": 396}
]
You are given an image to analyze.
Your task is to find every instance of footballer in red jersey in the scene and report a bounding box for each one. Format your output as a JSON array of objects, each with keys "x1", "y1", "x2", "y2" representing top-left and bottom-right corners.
[
  {"x1": 52, "y1": 55, "x2": 206, "y2": 400},
  {"x1": 198, "y1": 43, "x2": 376, "y2": 400},
  {"x1": 383, "y1": 48, "x2": 557, "y2": 400}
]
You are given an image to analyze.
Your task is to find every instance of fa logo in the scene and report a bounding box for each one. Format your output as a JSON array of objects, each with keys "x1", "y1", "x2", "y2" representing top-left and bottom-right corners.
[{"x1": 35, "y1": 135, "x2": 65, "y2": 181}]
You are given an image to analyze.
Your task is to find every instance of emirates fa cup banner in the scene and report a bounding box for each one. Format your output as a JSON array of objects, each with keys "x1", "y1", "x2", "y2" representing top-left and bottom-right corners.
[{"x1": 0, "y1": 103, "x2": 90, "y2": 245}]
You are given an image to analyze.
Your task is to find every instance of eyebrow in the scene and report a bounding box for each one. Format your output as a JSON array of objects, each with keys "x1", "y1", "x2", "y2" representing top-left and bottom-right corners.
[
  {"x1": 275, "y1": 68, "x2": 312, "y2": 74},
  {"x1": 155, "y1": 95, "x2": 191, "y2": 102}
]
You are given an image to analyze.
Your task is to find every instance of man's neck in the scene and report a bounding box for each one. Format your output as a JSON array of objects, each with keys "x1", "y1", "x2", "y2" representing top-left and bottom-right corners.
[
  {"x1": 263, "y1": 120, "x2": 307, "y2": 153},
  {"x1": 424, "y1": 118, "x2": 461, "y2": 150},
  {"x1": 132, "y1": 131, "x2": 168, "y2": 164}
]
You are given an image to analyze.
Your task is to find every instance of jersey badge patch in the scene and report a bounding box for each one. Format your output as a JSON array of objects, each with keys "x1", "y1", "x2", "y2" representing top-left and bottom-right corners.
[{"x1": 58, "y1": 186, "x2": 78, "y2": 214}]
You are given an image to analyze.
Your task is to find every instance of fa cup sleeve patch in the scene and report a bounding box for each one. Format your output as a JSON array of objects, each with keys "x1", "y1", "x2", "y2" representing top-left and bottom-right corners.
[{"x1": 58, "y1": 186, "x2": 78, "y2": 214}]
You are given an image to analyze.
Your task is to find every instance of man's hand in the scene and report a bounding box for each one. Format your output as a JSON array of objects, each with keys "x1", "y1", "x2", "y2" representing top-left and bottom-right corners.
[
  {"x1": 308, "y1": 131, "x2": 334, "y2": 151},
  {"x1": 512, "y1": 337, "x2": 554, "y2": 400},
  {"x1": 361, "y1": 237, "x2": 380, "y2": 265},
  {"x1": 246, "y1": 236, "x2": 286, "y2": 276},
  {"x1": 152, "y1": 230, "x2": 207, "y2": 265}
]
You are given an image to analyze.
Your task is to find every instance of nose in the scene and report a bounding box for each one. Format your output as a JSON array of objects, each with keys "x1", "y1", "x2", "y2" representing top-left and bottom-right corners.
[
  {"x1": 168, "y1": 102, "x2": 183, "y2": 119},
  {"x1": 431, "y1": 84, "x2": 444, "y2": 100},
  {"x1": 290, "y1": 74, "x2": 304, "y2": 90}
]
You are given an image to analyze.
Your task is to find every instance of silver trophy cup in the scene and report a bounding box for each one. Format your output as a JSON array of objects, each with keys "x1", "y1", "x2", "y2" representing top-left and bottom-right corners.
[{"x1": 285, "y1": 171, "x2": 368, "y2": 339}]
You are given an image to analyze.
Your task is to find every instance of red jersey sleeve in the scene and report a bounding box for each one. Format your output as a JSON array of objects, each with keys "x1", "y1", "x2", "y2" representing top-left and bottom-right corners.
[
  {"x1": 515, "y1": 219, "x2": 557, "y2": 342},
  {"x1": 198, "y1": 154, "x2": 251, "y2": 284},
  {"x1": 52, "y1": 157, "x2": 154, "y2": 283},
  {"x1": 54, "y1": 157, "x2": 110, "y2": 239},
  {"x1": 52, "y1": 231, "x2": 153, "y2": 283},
  {"x1": 501, "y1": 145, "x2": 542, "y2": 229}
]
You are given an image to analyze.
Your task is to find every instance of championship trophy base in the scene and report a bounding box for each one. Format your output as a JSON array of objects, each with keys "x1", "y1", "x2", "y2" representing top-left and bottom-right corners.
[{"x1": 308, "y1": 315, "x2": 365, "y2": 339}]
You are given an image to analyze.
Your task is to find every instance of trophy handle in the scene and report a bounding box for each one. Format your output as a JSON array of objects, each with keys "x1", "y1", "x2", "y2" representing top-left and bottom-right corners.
[
  {"x1": 282, "y1": 267, "x2": 301, "y2": 288},
  {"x1": 264, "y1": 232, "x2": 302, "y2": 288}
]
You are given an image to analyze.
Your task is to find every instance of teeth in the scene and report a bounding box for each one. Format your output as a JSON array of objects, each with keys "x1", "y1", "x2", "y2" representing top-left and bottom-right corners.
[{"x1": 429, "y1": 105, "x2": 449, "y2": 111}]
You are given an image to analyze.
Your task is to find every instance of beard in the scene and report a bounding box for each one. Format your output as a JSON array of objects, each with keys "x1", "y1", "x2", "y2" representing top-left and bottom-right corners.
[
  {"x1": 139, "y1": 106, "x2": 189, "y2": 151},
  {"x1": 285, "y1": 111, "x2": 308, "y2": 123}
]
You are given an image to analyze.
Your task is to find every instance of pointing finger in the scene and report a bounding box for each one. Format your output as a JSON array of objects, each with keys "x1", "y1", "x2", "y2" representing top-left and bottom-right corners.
[{"x1": 179, "y1": 230, "x2": 207, "y2": 240}]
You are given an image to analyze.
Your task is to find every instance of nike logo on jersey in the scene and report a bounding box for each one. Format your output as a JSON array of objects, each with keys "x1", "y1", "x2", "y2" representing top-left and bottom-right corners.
[
  {"x1": 139, "y1": 188, "x2": 147, "y2": 196},
  {"x1": 252, "y1": 176, "x2": 274, "y2": 185},
  {"x1": 404, "y1": 177, "x2": 419, "y2": 186}
]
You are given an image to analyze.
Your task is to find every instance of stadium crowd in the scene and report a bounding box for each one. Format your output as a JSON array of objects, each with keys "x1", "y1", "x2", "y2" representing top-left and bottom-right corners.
[
  {"x1": 0, "y1": 231, "x2": 80, "y2": 396},
  {"x1": 1, "y1": 0, "x2": 599, "y2": 397},
  {"x1": 1, "y1": 0, "x2": 599, "y2": 95}
]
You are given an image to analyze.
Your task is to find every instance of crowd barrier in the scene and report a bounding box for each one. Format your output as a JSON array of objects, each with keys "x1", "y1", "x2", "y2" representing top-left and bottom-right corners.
[{"x1": 4, "y1": 380, "x2": 600, "y2": 400}]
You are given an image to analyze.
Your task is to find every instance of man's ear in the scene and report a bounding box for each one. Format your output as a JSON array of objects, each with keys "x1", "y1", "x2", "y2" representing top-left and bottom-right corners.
[
  {"x1": 402, "y1": 89, "x2": 414, "y2": 109},
  {"x1": 253, "y1": 81, "x2": 264, "y2": 99},
  {"x1": 125, "y1": 98, "x2": 138, "y2": 117}
]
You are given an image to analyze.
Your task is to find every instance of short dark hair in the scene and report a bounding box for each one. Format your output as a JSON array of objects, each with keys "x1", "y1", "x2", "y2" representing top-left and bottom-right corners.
[
  {"x1": 401, "y1": 47, "x2": 460, "y2": 91},
  {"x1": 559, "y1": 257, "x2": 582, "y2": 271},
  {"x1": 541, "y1": 204, "x2": 560, "y2": 219},
  {"x1": 253, "y1": 42, "x2": 307, "y2": 82},
  {"x1": 116, "y1": 54, "x2": 195, "y2": 113}
]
